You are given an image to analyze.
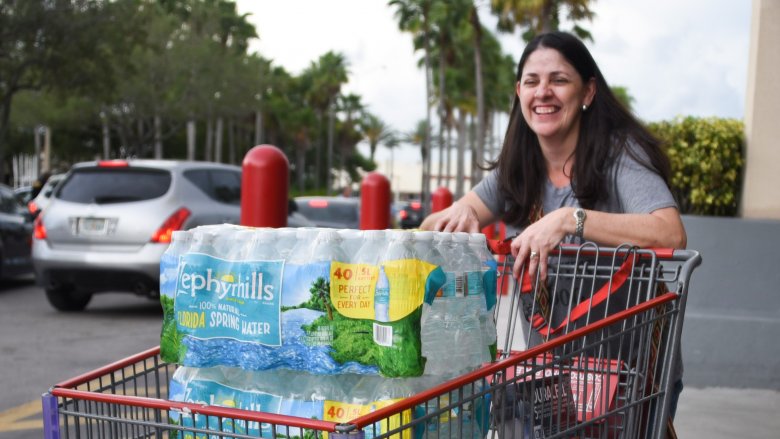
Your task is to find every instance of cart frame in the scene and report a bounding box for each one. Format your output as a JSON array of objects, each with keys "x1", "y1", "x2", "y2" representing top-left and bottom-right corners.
[{"x1": 42, "y1": 244, "x2": 700, "y2": 439}]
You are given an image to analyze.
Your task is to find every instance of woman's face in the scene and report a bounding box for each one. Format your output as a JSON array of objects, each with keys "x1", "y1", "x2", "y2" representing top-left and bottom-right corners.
[{"x1": 517, "y1": 47, "x2": 595, "y2": 147}]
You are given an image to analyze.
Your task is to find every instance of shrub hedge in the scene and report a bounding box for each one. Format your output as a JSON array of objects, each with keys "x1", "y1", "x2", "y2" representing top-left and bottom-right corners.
[{"x1": 648, "y1": 117, "x2": 745, "y2": 217}]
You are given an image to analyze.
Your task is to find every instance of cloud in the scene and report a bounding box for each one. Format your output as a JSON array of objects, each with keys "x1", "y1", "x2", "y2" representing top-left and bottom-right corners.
[{"x1": 237, "y1": 0, "x2": 751, "y2": 163}]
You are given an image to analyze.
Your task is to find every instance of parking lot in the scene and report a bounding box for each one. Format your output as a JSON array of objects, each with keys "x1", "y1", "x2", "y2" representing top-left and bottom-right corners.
[{"x1": 2, "y1": 263, "x2": 779, "y2": 438}]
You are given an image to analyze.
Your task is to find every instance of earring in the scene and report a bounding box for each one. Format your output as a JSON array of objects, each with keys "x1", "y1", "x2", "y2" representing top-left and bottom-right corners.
[{"x1": 582, "y1": 104, "x2": 588, "y2": 111}]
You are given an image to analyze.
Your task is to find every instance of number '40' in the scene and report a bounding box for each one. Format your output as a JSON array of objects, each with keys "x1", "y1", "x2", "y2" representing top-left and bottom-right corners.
[{"x1": 333, "y1": 267, "x2": 353, "y2": 280}]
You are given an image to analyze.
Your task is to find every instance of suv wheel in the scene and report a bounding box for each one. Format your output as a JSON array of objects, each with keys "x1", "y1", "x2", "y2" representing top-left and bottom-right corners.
[{"x1": 45, "y1": 285, "x2": 92, "y2": 311}]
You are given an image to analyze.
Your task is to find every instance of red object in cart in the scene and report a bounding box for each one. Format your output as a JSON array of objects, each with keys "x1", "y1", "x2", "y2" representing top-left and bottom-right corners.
[{"x1": 43, "y1": 243, "x2": 700, "y2": 439}]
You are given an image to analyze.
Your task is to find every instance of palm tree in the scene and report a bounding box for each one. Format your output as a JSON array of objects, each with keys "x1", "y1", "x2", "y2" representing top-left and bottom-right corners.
[
  {"x1": 390, "y1": 0, "x2": 434, "y2": 211},
  {"x1": 301, "y1": 52, "x2": 349, "y2": 191},
  {"x1": 335, "y1": 93, "x2": 365, "y2": 190},
  {"x1": 490, "y1": 0, "x2": 596, "y2": 42},
  {"x1": 362, "y1": 114, "x2": 395, "y2": 162}
]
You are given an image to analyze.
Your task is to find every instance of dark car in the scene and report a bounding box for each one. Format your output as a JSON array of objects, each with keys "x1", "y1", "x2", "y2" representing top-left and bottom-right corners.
[
  {"x1": 397, "y1": 200, "x2": 424, "y2": 229},
  {"x1": 0, "y1": 183, "x2": 34, "y2": 279},
  {"x1": 294, "y1": 196, "x2": 360, "y2": 229}
]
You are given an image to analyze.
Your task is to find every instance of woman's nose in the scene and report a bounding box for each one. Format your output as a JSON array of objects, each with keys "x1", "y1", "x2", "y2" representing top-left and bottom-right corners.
[{"x1": 535, "y1": 82, "x2": 551, "y2": 97}]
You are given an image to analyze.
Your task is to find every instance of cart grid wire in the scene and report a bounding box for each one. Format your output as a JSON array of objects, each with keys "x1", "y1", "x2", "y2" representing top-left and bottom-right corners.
[{"x1": 44, "y1": 243, "x2": 701, "y2": 439}]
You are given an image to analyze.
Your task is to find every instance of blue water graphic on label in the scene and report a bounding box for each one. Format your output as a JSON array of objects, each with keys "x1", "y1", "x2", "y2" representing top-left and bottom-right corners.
[
  {"x1": 175, "y1": 253, "x2": 284, "y2": 346},
  {"x1": 160, "y1": 253, "x2": 180, "y2": 299},
  {"x1": 169, "y1": 377, "x2": 323, "y2": 437}
]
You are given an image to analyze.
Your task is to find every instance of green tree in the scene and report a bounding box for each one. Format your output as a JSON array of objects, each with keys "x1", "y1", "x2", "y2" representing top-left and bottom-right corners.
[
  {"x1": 0, "y1": 0, "x2": 138, "y2": 182},
  {"x1": 491, "y1": 0, "x2": 596, "y2": 42},
  {"x1": 390, "y1": 0, "x2": 434, "y2": 209},
  {"x1": 362, "y1": 114, "x2": 396, "y2": 162},
  {"x1": 308, "y1": 277, "x2": 333, "y2": 320},
  {"x1": 300, "y1": 51, "x2": 349, "y2": 191}
]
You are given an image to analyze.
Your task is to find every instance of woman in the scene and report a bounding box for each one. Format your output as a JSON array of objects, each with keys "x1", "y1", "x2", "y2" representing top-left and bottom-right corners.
[
  {"x1": 421, "y1": 31, "x2": 687, "y2": 419},
  {"x1": 421, "y1": 32, "x2": 686, "y2": 276}
]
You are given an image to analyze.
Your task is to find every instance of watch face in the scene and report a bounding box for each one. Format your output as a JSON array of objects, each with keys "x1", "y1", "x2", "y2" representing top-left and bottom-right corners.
[{"x1": 576, "y1": 209, "x2": 585, "y2": 220}]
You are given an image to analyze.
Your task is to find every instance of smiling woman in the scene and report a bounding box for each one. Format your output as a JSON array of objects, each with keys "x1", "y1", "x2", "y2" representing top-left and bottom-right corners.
[{"x1": 420, "y1": 30, "x2": 688, "y2": 419}]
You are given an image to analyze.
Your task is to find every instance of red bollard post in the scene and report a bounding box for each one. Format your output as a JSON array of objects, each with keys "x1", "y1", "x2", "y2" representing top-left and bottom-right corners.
[
  {"x1": 431, "y1": 187, "x2": 453, "y2": 213},
  {"x1": 360, "y1": 172, "x2": 391, "y2": 230},
  {"x1": 241, "y1": 145, "x2": 288, "y2": 227}
]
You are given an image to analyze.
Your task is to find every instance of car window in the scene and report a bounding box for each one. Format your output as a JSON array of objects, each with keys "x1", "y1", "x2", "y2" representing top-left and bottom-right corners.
[
  {"x1": 296, "y1": 200, "x2": 359, "y2": 225},
  {"x1": 0, "y1": 186, "x2": 17, "y2": 214},
  {"x1": 57, "y1": 168, "x2": 172, "y2": 204},
  {"x1": 42, "y1": 175, "x2": 64, "y2": 197},
  {"x1": 183, "y1": 169, "x2": 241, "y2": 205}
]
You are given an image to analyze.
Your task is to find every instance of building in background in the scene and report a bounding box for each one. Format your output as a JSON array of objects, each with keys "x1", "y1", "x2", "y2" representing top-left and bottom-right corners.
[{"x1": 742, "y1": 0, "x2": 780, "y2": 219}]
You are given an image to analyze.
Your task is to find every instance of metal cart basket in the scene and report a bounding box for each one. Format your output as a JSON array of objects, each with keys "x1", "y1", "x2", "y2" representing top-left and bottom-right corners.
[{"x1": 43, "y1": 242, "x2": 700, "y2": 439}]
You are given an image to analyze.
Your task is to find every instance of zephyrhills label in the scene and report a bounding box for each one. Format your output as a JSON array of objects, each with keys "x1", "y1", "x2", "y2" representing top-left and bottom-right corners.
[{"x1": 175, "y1": 253, "x2": 284, "y2": 346}]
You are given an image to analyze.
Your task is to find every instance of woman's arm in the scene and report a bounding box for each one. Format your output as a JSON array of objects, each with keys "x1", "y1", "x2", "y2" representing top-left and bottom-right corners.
[
  {"x1": 420, "y1": 191, "x2": 498, "y2": 233},
  {"x1": 512, "y1": 206, "x2": 687, "y2": 279}
]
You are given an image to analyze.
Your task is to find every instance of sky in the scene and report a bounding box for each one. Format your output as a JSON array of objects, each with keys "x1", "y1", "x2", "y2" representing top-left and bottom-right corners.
[{"x1": 235, "y1": 0, "x2": 752, "y2": 162}]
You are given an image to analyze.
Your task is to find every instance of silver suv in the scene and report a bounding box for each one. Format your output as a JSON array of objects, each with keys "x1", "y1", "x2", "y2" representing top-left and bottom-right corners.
[{"x1": 32, "y1": 159, "x2": 306, "y2": 311}]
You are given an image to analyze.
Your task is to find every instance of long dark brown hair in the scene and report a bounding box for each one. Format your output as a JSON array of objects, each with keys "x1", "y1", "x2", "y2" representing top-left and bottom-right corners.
[{"x1": 490, "y1": 32, "x2": 670, "y2": 227}]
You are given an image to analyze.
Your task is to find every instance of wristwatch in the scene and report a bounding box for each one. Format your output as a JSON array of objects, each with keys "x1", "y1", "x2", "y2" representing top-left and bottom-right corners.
[{"x1": 573, "y1": 208, "x2": 586, "y2": 239}]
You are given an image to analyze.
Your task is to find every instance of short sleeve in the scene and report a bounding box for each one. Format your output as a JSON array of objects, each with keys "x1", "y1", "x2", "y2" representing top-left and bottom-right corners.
[
  {"x1": 472, "y1": 170, "x2": 507, "y2": 217},
  {"x1": 614, "y1": 147, "x2": 677, "y2": 214}
]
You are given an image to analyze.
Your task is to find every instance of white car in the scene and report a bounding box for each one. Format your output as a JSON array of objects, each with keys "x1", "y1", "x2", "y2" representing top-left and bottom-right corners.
[
  {"x1": 33, "y1": 159, "x2": 310, "y2": 311},
  {"x1": 28, "y1": 173, "x2": 65, "y2": 216}
]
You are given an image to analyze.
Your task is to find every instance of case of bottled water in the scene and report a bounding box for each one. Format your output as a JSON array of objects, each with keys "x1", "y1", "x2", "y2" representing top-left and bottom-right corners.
[
  {"x1": 161, "y1": 226, "x2": 447, "y2": 377},
  {"x1": 160, "y1": 226, "x2": 500, "y2": 438}
]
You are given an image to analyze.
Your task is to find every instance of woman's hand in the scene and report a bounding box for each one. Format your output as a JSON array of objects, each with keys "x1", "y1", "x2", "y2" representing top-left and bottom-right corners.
[
  {"x1": 420, "y1": 191, "x2": 496, "y2": 233},
  {"x1": 432, "y1": 203, "x2": 481, "y2": 233},
  {"x1": 511, "y1": 207, "x2": 572, "y2": 281}
]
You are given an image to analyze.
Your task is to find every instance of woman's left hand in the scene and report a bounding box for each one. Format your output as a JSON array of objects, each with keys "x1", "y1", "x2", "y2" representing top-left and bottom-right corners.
[{"x1": 510, "y1": 208, "x2": 572, "y2": 281}]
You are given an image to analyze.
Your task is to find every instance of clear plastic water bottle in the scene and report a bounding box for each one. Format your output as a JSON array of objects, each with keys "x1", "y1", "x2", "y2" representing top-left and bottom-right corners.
[
  {"x1": 451, "y1": 232, "x2": 489, "y2": 368},
  {"x1": 374, "y1": 265, "x2": 390, "y2": 322},
  {"x1": 415, "y1": 232, "x2": 449, "y2": 376},
  {"x1": 310, "y1": 229, "x2": 347, "y2": 263},
  {"x1": 274, "y1": 228, "x2": 298, "y2": 259},
  {"x1": 338, "y1": 229, "x2": 363, "y2": 262},
  {"x1": 287, "y1": 228, "x2": 320, "y2": 264},
  {"x1": 469, "y1": 233, "x2": 498, "y2": 361},
  {"x1": 160, "y1": 230, "x2": 192, "y2": 299},
  {"x1": 453, "y1": 232, "x2": 485, "y2": 298},
  {"x1": 222, "y1": 228, "x2": 255, "y2": 260},
  {"x1": 353, "y1": 230, "x2": 388, "y2": 265},
  {"x1": 383, "y1": 230, "x2": 416, "y2": 261},
  {"x1": 247, "y1": 228, "x2": 281, "y2": 260},
  {"x1": 376, "y1": 230, "x2": 416, "y2": 325},
  {"x1": 188, "y1": 227, "x2": 218, "y2": 257},
  {"x1": 435, "y1": 232, "x2": 462, "y2": 298}
]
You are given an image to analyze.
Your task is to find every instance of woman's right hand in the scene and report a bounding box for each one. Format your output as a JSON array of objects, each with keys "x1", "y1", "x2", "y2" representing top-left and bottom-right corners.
[
  {"x1": 430, "y1": 203, "x2": 481, "y2": 233},
  {"x1": 420, "y1": 191, "x2": 495, "y2": 233}
]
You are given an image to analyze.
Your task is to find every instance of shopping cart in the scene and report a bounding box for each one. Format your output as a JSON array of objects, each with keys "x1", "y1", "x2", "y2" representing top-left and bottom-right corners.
[{"x1": 42, "y1": 241, "x2": 701, "y2": 439}]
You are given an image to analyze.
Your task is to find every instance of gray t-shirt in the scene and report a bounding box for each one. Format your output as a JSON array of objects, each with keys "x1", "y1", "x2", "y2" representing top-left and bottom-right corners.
[
  {"x1": 474, "y1": 145, "x2": 683, "y2": 381},
  {"x1": 474, "y1": 146, "x2": 677, "y2": 226}
]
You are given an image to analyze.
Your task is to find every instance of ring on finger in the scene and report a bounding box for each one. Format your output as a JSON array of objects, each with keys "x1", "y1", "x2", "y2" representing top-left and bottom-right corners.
[{"x1": 530, "y1": 250, "x2": 539, "y2": 260}]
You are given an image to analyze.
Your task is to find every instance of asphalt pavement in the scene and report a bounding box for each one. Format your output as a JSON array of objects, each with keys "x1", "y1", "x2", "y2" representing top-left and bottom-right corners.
[{"x1": 675, "y1": 387, "x2": 780, "y2": 438}]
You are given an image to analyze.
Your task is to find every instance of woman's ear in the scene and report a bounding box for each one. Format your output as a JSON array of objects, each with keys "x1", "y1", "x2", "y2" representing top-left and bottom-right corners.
[{"x1": 584, "y1": 77, "x2": 596, "y2": 107}]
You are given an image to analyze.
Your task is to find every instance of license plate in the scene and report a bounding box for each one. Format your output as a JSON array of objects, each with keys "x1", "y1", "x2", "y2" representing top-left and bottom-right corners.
[{"x1": 77, "y1": 218, "x2": 108, "y2": 236}]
